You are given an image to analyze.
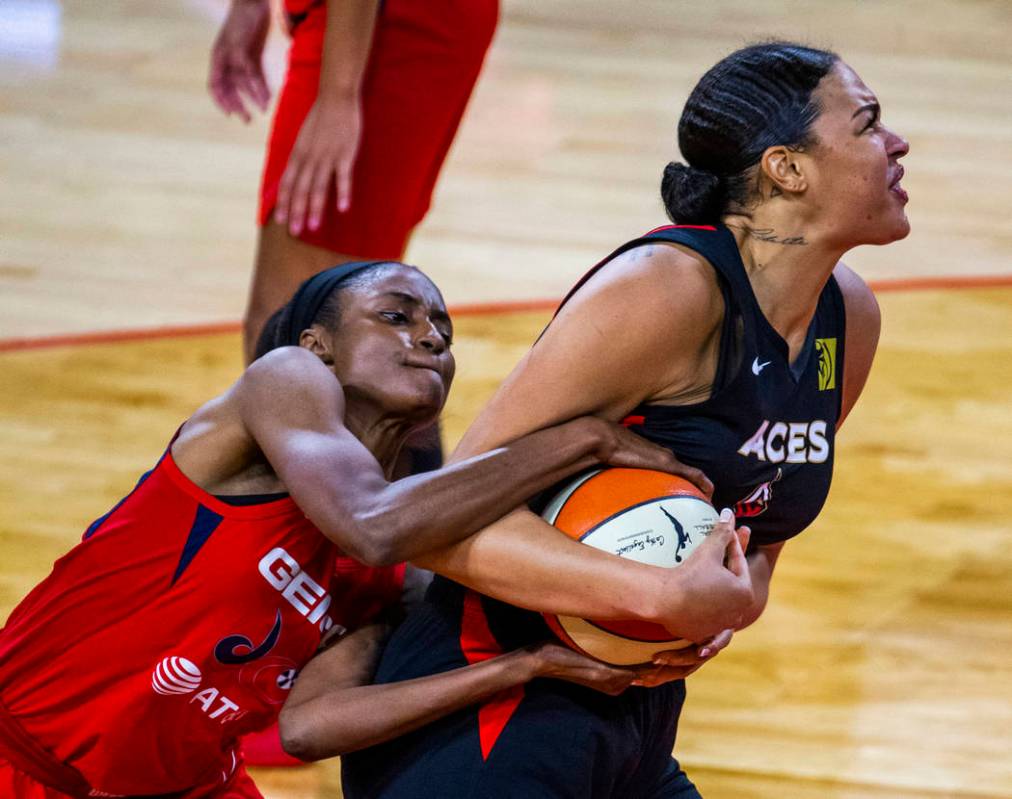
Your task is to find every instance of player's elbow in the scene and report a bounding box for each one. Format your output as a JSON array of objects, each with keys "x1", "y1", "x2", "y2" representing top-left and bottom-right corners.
[
  {"x1": 346, "y1": 524, "x2": 402, "y2": 567},
  {"x1": 354, "y1": 539, "x2": 401, "y2": 568},
  {"x1": 348, "y1": 508, "x2": 419, "y2": 566},
  {"x1": 322, "y1": 513, "x2": 401, "y2": 567},
  {"x1": 277, "y1": 709, "x2": 322, "y2": 762},
  {"x1": 279, "y1": 707, "x2": 362, "y2": 760}
]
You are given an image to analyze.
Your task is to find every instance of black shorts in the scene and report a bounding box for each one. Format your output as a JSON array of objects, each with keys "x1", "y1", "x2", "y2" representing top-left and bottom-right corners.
[{"x1": 341, "y1": 582, "x2": 699, "y2": 799}]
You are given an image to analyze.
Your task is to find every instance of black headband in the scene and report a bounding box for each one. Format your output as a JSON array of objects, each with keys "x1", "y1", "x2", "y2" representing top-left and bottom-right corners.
[{"x1": 280, "y1": 260, "x2": 388, "y2": 346}]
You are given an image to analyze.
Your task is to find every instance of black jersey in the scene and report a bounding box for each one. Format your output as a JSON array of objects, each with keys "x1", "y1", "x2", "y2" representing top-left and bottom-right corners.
[
  {"x1": 602, "y1": 223, "x2": 847, "y2": 547},
  {"x1": 440, "y1": 223, "x2": 846, "y2": 650}
]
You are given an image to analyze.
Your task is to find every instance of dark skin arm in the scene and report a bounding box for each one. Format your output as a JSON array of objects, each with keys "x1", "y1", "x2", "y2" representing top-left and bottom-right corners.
[
  {"x1": 173, "y1": 346, "x2": 690, "y2": 567},
  {"x1": 279, "y1": 624, "x2": 637, "y2": 760}
]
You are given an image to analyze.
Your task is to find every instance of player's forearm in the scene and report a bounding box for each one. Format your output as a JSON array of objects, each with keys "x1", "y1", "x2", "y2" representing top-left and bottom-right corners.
[
  {"x1": 318, "y1": 0, "x2": 380, "y2": 101},
  {"x1": 280, "y1": 649, "x2": 537, "y2": 760},
  {"x1": 414, "y1": 508, "x2": 671, "y2": 623},
  {"x1": 362, "y1": 418, "x2": 612, "y2": 564}
]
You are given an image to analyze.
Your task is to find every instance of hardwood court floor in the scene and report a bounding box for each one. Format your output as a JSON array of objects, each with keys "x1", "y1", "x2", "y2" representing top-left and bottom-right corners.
[
  {"x1": 2, "y1": 0, "x2": 1011, "y2": 339},
  {"x1": 1, "y1": 287, "x2": 1010, "y2": 799}
]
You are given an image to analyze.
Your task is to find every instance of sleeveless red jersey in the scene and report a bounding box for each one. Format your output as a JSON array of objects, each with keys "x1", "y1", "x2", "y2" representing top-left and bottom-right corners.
[{"x1": 0, "y1": 445, "x2": 348, "y2": 797}]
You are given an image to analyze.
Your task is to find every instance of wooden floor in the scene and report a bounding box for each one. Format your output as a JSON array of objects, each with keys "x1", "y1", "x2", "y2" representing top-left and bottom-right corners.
[
  {"x1": 2, "y1": 290, "x2": 1011, "y2": 798},
  {"x1": 1, "y1": 1, "x2": 1011, "y2": 797},
  {"x1": 2, "y1": 0, "x2": 1011, "y2": 339}
]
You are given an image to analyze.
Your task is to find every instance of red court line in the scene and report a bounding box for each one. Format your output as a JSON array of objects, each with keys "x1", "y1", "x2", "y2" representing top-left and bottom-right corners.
[{"x1": 1, "y1": 274, "x2": 1009, "y2": 354}]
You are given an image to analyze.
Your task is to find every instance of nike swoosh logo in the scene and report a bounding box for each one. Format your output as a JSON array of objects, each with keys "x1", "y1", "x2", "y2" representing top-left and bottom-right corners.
[{"x1": 751, "y1": 357, "x2": 772, "y2": 375}]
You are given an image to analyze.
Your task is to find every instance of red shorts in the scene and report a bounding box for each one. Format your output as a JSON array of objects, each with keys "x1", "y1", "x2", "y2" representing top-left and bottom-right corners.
[
  {"x1": 259, "y1": 0, "x2": 499, "y2": 258},
  {"x1": 0, "y1": 759, "x2": 263, "y2": 799}
]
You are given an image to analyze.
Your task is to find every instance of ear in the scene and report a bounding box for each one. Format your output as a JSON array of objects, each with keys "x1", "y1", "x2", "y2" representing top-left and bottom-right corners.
[
  {"x1": 299, "y1": 325, "x2": 336, "y2": 365},
  {"x1": 759, "y1": 145, "x2": 807, "y2": 197}
]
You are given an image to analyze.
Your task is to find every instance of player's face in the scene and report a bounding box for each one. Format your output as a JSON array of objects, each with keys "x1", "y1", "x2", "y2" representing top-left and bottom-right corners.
[
  {"x1": 328, "y1": 267, "x2": 455, "y2": 424},
  {"x1": 802, "y1": 62, "x2": 910, "y2": 247}
]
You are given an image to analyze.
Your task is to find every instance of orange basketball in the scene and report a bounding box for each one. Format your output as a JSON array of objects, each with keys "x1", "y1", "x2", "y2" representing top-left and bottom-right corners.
[{"x1": 541, "y1": 468, "x2": 718, "y2": 665}]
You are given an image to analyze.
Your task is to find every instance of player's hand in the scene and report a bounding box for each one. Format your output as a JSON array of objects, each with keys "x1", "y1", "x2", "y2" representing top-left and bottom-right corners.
[
  {"x1": 274, "y1": 94, "x2": 362, "y2": 236},
  {"x1": 526, "y1": 642, "x2": 637, "y2": 696},
  {"x1": 585, "y1": 418, "x2": 713, "y2": 497},
  {"x1": 208, "y1": 0, "x2": 272, "y2": 123},
  {"x1": 658, "y1": 510, "x2": 753, "y2": 642},
  {"x1": 631, "y1": 629, "x2": 735, "y2": 687}
]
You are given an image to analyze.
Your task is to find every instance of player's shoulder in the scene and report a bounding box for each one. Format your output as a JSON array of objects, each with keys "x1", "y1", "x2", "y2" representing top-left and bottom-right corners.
[
  {"x1": 564, "y1": 236, "x2": 725, "y2": 336},
  {"x1": 243, "y1": 346, "x2": 336, "y2": 389},
  {"x1": 236, "y1": 346, "x2": 345, "y2": 416},
  {"x1": 832, "y1": 261, "x2": 880, "y2": 334}
]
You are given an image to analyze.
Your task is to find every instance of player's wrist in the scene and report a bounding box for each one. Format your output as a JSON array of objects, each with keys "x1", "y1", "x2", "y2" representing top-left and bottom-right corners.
[
  {"x1": 317, "y1": 78, "x2": 363, "y2": 107},
  {"x1": 502, "y1": 647, "x2": 542, "y2": 683},
  {"x1": 640, "y1": 565, "x2": 681, "y2": 627},
  {"x1": 564, "y1": 416, "x2": 612, "y2": 462}
]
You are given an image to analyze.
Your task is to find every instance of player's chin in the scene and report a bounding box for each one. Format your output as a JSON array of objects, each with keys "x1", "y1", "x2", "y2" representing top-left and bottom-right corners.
[
  {"x1": 863, "y1": 209, "x2": 911, "y2": 246},
  {"x1": 398, "y1": 380, "x2": 448, "y2": 421},
  {"x1": 881, "y1": 213, "x2": 911, "y2": 243}
]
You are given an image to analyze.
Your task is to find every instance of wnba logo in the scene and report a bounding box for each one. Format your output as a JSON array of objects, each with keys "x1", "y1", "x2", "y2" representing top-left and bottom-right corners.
[
  {"x1": 816, "y1": 337, "x2": 836, "y2": 391},
  {"x1": 151, "y1": 656, "x2": 202, "y2": 695}
]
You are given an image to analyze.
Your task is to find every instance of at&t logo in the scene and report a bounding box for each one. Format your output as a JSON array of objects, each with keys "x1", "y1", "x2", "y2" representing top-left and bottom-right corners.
[
  {"x1": 151, "y1": 655, "x2": 244, "y2": 724},
  {"x1": 151, "y1": 656, "x2": 201, "y2": 695}
]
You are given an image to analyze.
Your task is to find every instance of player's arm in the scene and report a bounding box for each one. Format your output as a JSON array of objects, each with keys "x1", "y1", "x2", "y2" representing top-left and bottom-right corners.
[
  {"x1": 414, "y1": 245, "x2": 755, "y2": 643},
  {"x1": 834, "y1": 262, "x2": 882, "y2": 429},
  {"x1": 274, "y1": 0, "x2": 380, "y2": 234},
  {"x1": 233, "y1": 347, "x2": 683, "y2": 567},
  {"x1": 278, "y1": 624, "x2": 636, "y2": 760}
]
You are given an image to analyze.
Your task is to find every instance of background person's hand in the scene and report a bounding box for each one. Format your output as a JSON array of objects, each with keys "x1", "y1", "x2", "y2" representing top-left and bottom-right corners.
[
  {"x1": 273, "y1": 95, "x2": 362, "y2": 236},
  {"x1": 208, "y1": 0, "x2": 272, "y2": 123}
]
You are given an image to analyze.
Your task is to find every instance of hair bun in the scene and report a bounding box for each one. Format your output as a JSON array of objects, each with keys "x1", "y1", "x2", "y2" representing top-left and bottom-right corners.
[{"x1": 660, "y1": 161, "x2": 724, "y2": 225}]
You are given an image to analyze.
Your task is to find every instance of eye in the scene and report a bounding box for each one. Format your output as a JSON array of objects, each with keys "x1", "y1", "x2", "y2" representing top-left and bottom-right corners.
[{"x1": 380, "y1": 310, "x2": 409, "y2": 324}]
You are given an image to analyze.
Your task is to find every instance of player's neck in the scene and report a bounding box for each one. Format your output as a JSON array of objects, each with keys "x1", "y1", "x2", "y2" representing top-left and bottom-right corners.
[
  {"x1": 342, "y1": 402, "x2": 416, "y2": 477},
  {"x1": 724, "y1": 209, "x2": 845, "y2": 352}
]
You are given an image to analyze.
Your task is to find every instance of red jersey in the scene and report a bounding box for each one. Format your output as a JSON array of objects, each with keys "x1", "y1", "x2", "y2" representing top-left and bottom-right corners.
[{"x1": 0, "y1": 445, "x2": 353, "y2": 797}]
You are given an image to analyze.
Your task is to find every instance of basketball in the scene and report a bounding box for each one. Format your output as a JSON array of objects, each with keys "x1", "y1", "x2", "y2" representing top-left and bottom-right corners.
[{"x1": 541, "y1": 468, "x2": 719, "y2": 665}]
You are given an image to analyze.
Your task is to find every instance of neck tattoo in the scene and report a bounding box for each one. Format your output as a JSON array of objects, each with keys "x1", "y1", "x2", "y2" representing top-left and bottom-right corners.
[{"x1": 730, "y1": 224, "x2": 808, "y2": 246}]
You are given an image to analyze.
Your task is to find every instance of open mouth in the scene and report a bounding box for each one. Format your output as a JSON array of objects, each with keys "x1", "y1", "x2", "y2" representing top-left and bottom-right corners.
[{"x1": 889, "y1": 165, "x2": 908, "y2": 202}]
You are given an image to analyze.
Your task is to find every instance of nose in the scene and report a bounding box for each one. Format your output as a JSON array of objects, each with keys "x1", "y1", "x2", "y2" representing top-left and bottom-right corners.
[
  {"x1": 416, "y1": 321, "x2": 446, "y2": 355},
  {"x1": 887, "y1": 127, "x2": 909, "y2": 159}
]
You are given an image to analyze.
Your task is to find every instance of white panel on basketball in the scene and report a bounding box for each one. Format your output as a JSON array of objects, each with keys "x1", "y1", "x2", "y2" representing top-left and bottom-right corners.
[
  {"x1": 579, "y1": 496, "x2": 717, "y2": 566},
  {"x1": 541, "y1": 469, "x2": 601, "y2": 526}
]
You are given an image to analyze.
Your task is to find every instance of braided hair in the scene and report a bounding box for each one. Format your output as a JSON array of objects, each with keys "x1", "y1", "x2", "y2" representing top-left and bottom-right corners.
[{"x1": 662, "y1": 42, "x2": 838, "y2": 225}]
